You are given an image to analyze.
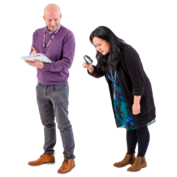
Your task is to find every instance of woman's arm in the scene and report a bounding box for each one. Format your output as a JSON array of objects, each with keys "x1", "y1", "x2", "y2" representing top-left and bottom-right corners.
[
  {"x1": 87, "y1": 65, "x2": 94, "y2": 74},
  {"x1": 134, "y1": 95, "x2": 141, "y2": 104},
  {"x1": 87, "y1": 65, "x2": 105, "y2": 78}
]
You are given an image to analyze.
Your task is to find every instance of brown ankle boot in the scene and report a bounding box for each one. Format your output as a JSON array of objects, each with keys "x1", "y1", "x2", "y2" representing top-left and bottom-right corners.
[{"x1": 113, "y1": 153, "x2": 135, "y2": 168}]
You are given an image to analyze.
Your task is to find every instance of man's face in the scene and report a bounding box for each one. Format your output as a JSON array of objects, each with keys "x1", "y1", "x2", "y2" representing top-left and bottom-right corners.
[{"x1": 43, "y1": 12, "x2": 62, "y2": 31}]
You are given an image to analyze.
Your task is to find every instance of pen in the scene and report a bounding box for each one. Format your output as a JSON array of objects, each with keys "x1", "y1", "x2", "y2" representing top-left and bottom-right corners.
[{"x1": 32, "y1": 47, "x2": 37, "y2": 53}]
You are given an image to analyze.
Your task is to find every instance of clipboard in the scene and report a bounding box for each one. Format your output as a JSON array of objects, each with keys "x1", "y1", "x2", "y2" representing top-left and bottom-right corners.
[{"x1": 21, "y1": 53, "x2": 52, "y2": 63}]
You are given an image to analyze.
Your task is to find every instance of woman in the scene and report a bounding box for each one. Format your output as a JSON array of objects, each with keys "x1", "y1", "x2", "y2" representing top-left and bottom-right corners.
[{"x1": 82, "y1": 26, "x2": 156, "y2": 172}]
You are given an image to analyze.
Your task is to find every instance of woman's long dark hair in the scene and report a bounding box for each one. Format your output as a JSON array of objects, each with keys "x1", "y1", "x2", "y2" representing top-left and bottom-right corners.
[{"x1": 90, "y1": 26, "x2": 126, "y2": 73}]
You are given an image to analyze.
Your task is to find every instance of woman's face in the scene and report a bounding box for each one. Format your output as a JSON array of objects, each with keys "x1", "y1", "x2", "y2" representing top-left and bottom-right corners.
[{"x1": 92, "y1": 37, "x2": 111, "y2": 55}]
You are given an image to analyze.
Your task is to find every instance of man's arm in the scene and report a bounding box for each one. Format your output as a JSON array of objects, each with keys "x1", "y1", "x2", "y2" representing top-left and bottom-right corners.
[
  {"x1": 43, "y1": 32, "x2": 75, "y2": 72},
  {"x1": 29, "y1": 32, "x2": 36, "y2": 55}
]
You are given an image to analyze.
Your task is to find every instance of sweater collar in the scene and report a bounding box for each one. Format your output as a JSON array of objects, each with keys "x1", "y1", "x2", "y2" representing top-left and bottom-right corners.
[{"x1": 46, "y1": 24, "x2": 61, "y2": 34}]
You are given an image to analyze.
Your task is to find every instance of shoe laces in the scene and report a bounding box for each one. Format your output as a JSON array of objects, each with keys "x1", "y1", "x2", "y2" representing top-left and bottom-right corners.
[{"x1": 40, "y1": 154, "x2": 44, "y2": 158}]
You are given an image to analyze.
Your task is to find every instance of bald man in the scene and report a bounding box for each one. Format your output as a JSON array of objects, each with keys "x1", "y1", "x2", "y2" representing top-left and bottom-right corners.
[{"x1": 26, "y1": 4, "x2": 75, "y2": 173}]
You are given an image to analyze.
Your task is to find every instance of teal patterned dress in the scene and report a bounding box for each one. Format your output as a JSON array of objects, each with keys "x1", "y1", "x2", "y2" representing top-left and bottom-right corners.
[{"x1": 107, "y1": 71, "x2": 155, "y2": 131}]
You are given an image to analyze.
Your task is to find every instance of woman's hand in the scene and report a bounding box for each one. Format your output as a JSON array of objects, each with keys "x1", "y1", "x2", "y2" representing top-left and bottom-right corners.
[
  {"x1": 82, "y1": 61, "x2": 92, "y2": 69},
  {"x1": 132, "y1": 103, "x2": 141, "y2": 115}
]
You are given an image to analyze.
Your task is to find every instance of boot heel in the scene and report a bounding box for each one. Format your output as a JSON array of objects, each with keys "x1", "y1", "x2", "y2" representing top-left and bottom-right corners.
[{"x1": 143, "y1": 164, "x2": 147, "y2": 168}]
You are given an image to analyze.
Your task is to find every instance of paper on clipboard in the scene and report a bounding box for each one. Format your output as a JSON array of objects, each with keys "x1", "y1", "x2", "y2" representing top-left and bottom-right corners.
[{"x1": 21, "y1": 53, "x2": 52, "y2": 63}]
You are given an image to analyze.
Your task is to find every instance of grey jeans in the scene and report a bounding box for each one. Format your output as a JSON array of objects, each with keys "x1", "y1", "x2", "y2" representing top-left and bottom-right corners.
[{"x1": 36, "y1": 82, "x2": 75, "y2": 159}]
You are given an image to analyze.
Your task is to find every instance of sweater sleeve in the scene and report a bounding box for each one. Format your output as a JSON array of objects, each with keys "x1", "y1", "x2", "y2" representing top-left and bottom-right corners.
[
  {"x1": 123, "y1": 46, "x2": 145, "y2": 95},
  {"x1": 43, "y1": 32, "x2": 75, "y2": 72},
  {"x1": 29, "y1": 31, "x2": 36, "y2": 55},
  {"x1": 87, "y1": 65, "x2": 105, "y2": 78}
]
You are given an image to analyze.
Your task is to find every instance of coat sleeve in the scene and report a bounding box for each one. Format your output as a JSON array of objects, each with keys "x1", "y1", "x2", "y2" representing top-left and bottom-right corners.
[
  {"x1": 87, "y1": 65, "x2": 105, "y2": 78},
  {"x1": 123, "y1": 46, "x2": 145, "y2": 96}
]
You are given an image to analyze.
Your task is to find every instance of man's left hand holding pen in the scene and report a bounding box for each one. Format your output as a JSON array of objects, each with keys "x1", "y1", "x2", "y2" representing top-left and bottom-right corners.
[{"x1": 25, "y1": 47, "x2": 44, "y2": 69}]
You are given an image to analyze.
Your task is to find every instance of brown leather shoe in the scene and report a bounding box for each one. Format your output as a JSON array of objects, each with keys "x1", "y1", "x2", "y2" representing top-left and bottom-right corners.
[
  {"x1": 28, "y1": 154, "x2": 55, "y2": 166},
  {"x1": 57, "y1": 157, "x2": 75, "y2": 173}
]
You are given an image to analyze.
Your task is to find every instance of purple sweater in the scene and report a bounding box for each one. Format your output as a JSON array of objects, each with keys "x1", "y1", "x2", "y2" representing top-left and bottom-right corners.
[{"x1": 30, "y1": 25, "x2": 75, "y2": 85}]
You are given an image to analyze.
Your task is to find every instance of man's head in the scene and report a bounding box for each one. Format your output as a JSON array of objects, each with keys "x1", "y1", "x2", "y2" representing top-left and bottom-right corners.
[{"x1": 43, "y1": 4, "x2": 62, "y2": 31}]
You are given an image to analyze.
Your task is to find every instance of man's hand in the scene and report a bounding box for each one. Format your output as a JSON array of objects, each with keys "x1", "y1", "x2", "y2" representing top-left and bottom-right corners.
[
  {"x1": 25, "y1": 59, "x2": 44, "y2": 69},
  {"x1": 25, "y1": 50, "x2": 44, "y2": 69},
  {"x1": 31, "y1": 51, "x2": 37, "y2": 55}
]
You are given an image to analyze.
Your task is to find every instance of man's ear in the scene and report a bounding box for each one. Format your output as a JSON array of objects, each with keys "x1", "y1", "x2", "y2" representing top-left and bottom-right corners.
[{"x1": 42, "y1": 15, "x2": 45, "y2": 22}]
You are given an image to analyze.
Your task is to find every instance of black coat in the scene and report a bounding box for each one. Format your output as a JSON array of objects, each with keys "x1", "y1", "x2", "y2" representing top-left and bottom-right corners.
[{"x1": 88, "y1": 44, "x2": 156, "y2": 129}]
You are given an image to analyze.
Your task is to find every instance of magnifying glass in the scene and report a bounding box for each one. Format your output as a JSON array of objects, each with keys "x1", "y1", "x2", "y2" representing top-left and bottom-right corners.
[{"x1": 83, "y1": 55, "x2": 93, "y2": 64}]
